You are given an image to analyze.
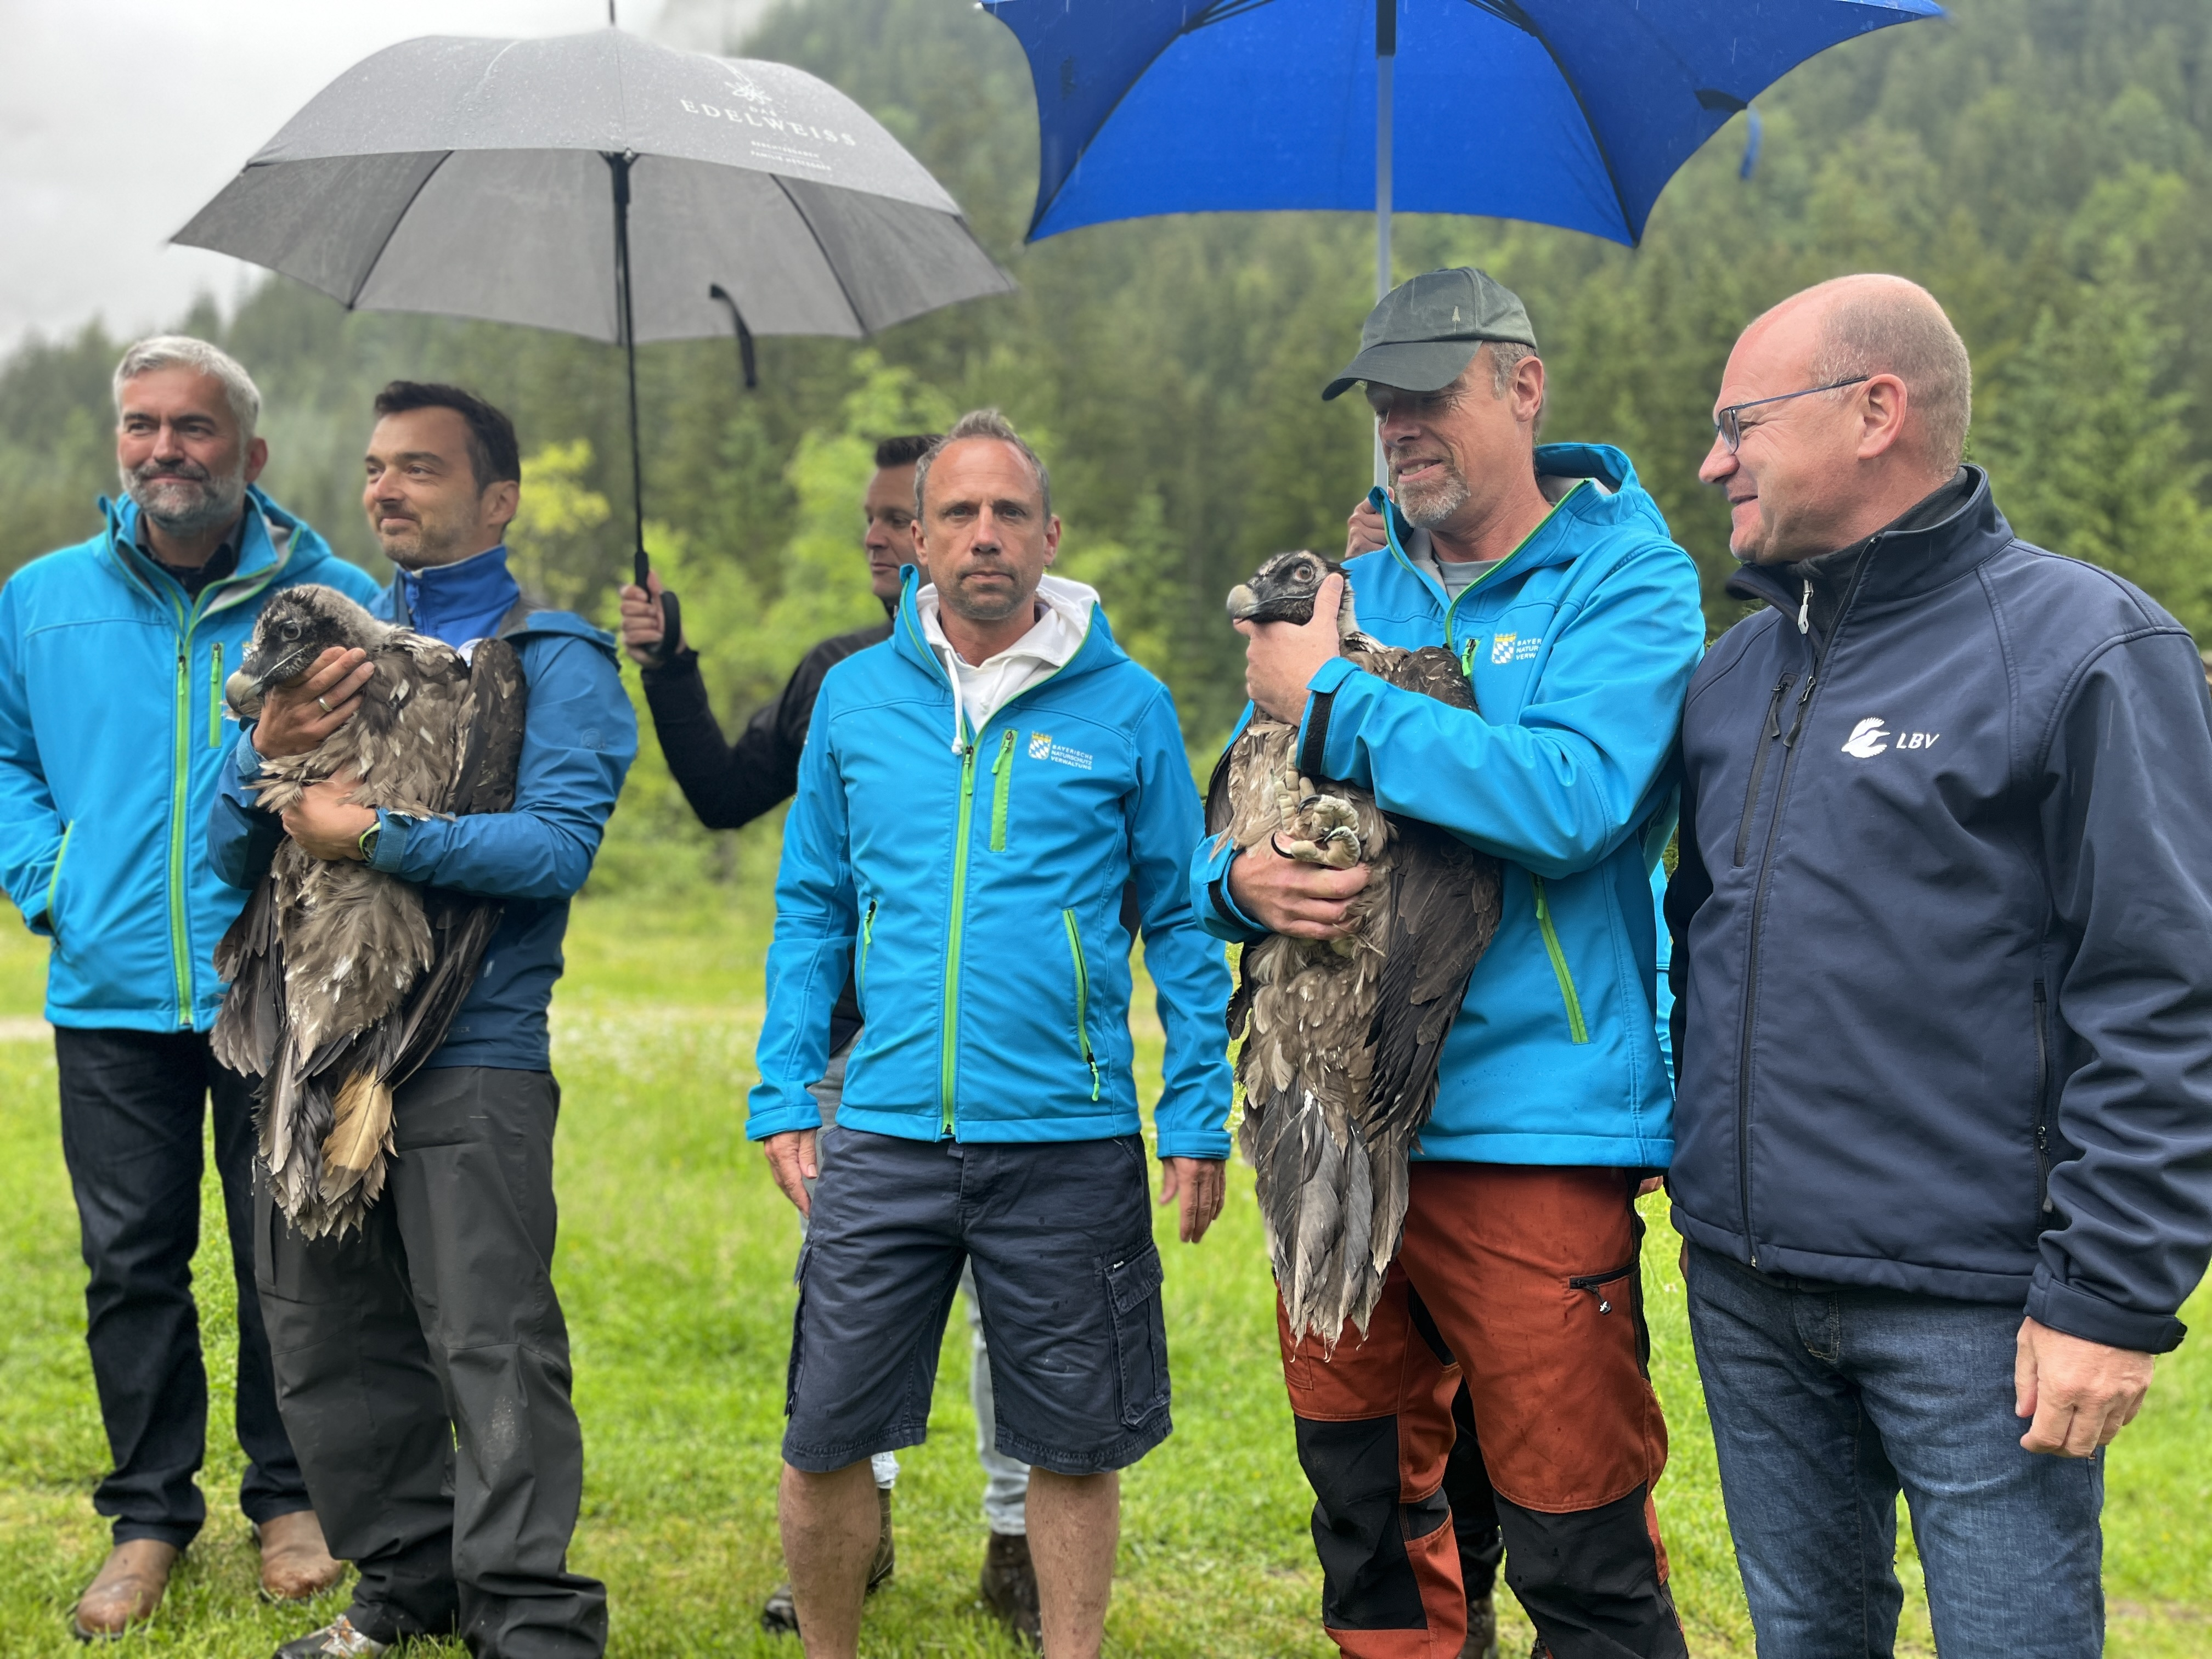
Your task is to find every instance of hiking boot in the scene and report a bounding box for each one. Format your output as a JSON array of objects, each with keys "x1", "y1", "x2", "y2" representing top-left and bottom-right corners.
[
  {"x1": 272, "y1": 1613, "x2": 387, "y2": 1657},
  {"x1": 256, "y1": 1511, "x2": 347, "y2": 1602},
  {"x1": 979, "y1": 1531, "x2": 1041, "y2": 1648},
  {"x1": 71, "y1": 1539, "x2": 179, "y2": 1640},
  {"x1": 1458, "y1": 1592, "x2": 1497, "y2": 1658},
  {"x1": 758, "y1": 1486, "x2": 897, "y2": 1635}
]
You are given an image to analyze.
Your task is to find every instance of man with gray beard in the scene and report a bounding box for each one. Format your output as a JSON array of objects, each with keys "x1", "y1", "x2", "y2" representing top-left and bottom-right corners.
[
  {"x1": 1198, "y1": 268, "x2": 1704, "y2": 1657},
  {"x1": 0, "y1": 336, "x2": 381, "y2": 1637}
]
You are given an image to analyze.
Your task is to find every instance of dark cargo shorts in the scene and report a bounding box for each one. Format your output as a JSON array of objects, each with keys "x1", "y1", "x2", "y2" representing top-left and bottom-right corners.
[{"x1": 782, "y1": 1126, "x2": 1172, "y2": 1477}]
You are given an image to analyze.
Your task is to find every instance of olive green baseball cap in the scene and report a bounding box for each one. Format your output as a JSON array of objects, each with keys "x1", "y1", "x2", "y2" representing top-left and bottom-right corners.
[{"x1": 1322, "y1": 266, "x2": 1538, "y2": 401}]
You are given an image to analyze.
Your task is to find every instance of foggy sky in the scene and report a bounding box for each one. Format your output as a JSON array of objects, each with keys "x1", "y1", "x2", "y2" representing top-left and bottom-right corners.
[{"x1": 0, "y1": 0, "x2": 795, "y2": 349}]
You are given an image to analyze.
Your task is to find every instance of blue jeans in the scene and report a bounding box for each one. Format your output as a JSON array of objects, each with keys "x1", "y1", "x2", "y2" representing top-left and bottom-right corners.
[{"x1": 1684, "y1": 1244, "x2": 2103, "y2": 1659}]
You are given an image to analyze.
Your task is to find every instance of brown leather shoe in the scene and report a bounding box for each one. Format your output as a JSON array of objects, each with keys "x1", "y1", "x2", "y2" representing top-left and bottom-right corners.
[
  {"x1": 71, "y1": 1539, "x2": 180, "y2": 1640},
  {"x1": 257, "y1": 1511, "x2": 347, "y2": 1602},
  {"x1": 979, "y1": 1531, "x2": 1040, "y2": 1649}
]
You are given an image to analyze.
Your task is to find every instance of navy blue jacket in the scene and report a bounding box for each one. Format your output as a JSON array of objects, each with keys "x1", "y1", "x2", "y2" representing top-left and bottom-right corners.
[
  {"x1": 1668, "y1": 470, "x2": 2212, "y2": 1354},
  {"x1": 210, "y1": 547, "x2": 637, "y2": 1071}
]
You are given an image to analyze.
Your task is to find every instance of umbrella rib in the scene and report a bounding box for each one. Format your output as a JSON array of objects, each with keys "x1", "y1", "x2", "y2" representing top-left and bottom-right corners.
[
  {"x1": 1455, "y1": 0, "x2": 1637, "y2": 242},
  {"x1": 346, "y1": 150, "x2": 458, "y2": 310},
  {"x1": 770, "y1": 175, "x2": 870, "y2": 336}
]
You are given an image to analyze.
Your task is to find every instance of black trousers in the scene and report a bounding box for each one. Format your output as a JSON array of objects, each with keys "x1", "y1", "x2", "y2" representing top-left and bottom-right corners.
[
  {"x1": 255, "y1": 1066, "x2": 607, "y2": 1659},
  {"x1": 53, "y1": 1026, "x2": 308, "y2": 1548}
]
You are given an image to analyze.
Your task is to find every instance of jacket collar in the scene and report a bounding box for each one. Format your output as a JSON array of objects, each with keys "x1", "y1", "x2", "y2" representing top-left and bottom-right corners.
[
  {"x1": 891, "y1": 563, "x2": 1126, "y2": 690},
  {"x1": 1372, "y1": 441, "x2": 1664, "y2": 603},
  {"x1": 387, "y1": 544, "x2": 522, "y2": 647},
  {"x1": 100, "y1": 483, "x2": 304, "y2": 614},
  {"x1": 1728, "y1": 466, "x2": 2008, "y2": 624}
]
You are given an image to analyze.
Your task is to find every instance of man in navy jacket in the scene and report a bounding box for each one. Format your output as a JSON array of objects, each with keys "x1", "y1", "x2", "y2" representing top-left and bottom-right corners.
[
  {"x1": 210, "y1": 382, "x2": 635, "y2": 1659},
  {"x1": 1669, "y1": 275, "x2": 2212, "y2": 1658}
]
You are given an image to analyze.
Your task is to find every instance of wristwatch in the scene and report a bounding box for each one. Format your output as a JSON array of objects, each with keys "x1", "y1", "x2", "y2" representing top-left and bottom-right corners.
[{"x1": 357, "y1": 817, "x2": 381, "y2": 862}]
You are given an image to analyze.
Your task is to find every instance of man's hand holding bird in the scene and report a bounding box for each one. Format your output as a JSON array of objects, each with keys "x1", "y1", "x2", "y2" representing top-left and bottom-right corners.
[
  {"x1": 253, "y1": 645, "x2": 375, "y2": 758},
  {"x1": 281, "y1": 774, "x2": 373, "y2": 861}
]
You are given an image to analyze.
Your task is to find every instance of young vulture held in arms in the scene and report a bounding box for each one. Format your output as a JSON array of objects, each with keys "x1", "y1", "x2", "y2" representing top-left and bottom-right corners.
[
  {"x1": 1209, "y1": 551, "x2": 1503, "y2": 1348},
  {"x1": 214, "y1": 585, "x2": 526, "y2": 1239}
]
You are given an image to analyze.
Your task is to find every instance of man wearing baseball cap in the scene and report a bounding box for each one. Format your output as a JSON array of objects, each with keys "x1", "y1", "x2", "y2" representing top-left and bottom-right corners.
[{"x1": 1193, "y1": 268, "x2": 1705, "y2": 1658}]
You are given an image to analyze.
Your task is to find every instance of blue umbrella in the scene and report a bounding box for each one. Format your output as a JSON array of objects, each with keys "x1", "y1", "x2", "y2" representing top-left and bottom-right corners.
[{"x1": 984, "y1": 0, "x2": 1939, "y2": 274}]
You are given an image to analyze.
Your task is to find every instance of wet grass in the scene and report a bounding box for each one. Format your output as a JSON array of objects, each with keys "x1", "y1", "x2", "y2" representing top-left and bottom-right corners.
[{"x1": 0, "y1": 890, "x2": 2202, "y2": 1655}]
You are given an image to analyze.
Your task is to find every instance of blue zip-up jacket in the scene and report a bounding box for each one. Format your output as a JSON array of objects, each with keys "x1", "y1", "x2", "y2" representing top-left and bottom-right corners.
[
  {"x1": 1667, "y1": 470, "x2": 2212, "y2": 1354},
  {"x1": 0, "y1": 490, "x2": 382, "y2": 1031},
  {"x1": 1190, "y1": 444, "x2": 1705, "y2": 1167},
  {"x1": 748, "y1": 573, "x2": 1234, "y2": 1156},
  {"x1": 208, "y1": 546, "x2": 637, "y2": 1071}
]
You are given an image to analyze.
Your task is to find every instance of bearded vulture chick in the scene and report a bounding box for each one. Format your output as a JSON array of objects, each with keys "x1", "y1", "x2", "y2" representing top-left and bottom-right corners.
[
  {"x1": 1209, "y1": 550, "x2": 1503, "y2": 1348},
  {"x1": 213, "y1": 585, "x2": 526, "y2": 1238}
]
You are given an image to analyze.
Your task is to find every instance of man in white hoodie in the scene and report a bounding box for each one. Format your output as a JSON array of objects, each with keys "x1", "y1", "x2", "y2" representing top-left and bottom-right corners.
[{"x1": 752, "y1": 409, "x2": 1232, "y2": 1659}]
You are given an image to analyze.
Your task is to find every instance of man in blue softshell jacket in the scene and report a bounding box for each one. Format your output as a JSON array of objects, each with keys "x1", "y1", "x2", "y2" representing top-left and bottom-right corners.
[
  {"x1": 747, "y1": 409, "x2": 1232, "y2": 1659},
  {"x1": 1669, "y1": 274, "x2": 2212, "y2": 1659},
  {"x1": 209, "y1": 382, "x2": 635, "y2": 1659},
  {"x1": 0, "y1": 337, "x2": 377, "y2": 1636},
  {"x1": 1194, "y1": 269, "x2": 1705, "y2": 1659}
]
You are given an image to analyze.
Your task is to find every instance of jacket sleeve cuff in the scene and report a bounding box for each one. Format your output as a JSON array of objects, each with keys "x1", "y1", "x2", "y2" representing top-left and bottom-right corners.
[
  {"x1": 746, "y1": 1089, "x2": 827, "y2": 1142},
  {"x1": 1192, "y1": 833, "x2": 1265, "y2": 942},
  {"x1": 1294, "y1": 655, "x2": 1361, "y2": 777},
  {"x1": 2025, "y1": 1272, "x2": 2188, "y2": 1355},
  {"x1": 366, "y1": 810, "x2": 415, "y2": 874},
  {"x1": 1154, "y1": 1130, "x2": 1232, "y2": 1161},
  {"x1": 234, "y1": 729, "x2": 268, "y2": 787}
]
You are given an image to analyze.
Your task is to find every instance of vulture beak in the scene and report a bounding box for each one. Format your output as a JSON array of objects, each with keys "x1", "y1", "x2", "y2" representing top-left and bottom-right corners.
[{"x1": 1226, "y1": 583, "x2": 1264, "y2": 623}]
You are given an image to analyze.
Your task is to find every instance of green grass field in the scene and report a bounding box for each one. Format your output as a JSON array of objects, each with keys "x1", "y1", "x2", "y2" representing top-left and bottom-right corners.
[{"x1": 0, "y1": 892, "x2": 2204, "y2": 1656}]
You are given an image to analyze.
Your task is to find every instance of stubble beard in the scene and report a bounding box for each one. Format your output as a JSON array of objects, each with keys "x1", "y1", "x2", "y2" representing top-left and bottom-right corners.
[
  {"x1": 1395, "y1": 459, "x2": 1471, "y2": 531},
  {"x1": 122, "y1": 456, "x2": 246, "y2": 541}
]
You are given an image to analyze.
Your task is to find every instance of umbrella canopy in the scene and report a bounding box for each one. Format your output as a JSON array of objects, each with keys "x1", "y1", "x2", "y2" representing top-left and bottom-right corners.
[
  {"x1": 982, "y1": 0, "x2": 1940, "y2": 247},
  {"x1": 176, "y1": 27, "x2": 1012, "y2": 343},
  {"x1": 177, "y1": 27, "x2": 1013, "y2": 596}
]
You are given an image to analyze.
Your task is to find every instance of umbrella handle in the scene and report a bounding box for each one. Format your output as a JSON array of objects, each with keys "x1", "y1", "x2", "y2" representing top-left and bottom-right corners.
[{"x1": 632, "y1": 580, "x2": 685, "y2": 669}]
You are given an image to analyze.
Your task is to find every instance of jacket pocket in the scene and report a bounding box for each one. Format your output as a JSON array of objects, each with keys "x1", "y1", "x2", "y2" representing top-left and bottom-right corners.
[
  {"x1": 989, "y1": 727, "x2": 1016, "y2": 851},
  {"x1": 1530, "y1": 876, "x2": 1590, "y2": 1044},
  {"x1": 1733, "y1": 675, "x2": 1794, "y2": 867},
  {"x1": 2032, "y1": 980, "x2": 2054, "y2": 1215},
  {"x1": 43, "y1": 820, "x2": 75, "y2": 941},
  {"x1": 1063, "y1": 908, "x2": 1102, "y2": 1100},
  {"x1": 1105, "y1": 1243, "x2": 1169, "y2": 1429}
]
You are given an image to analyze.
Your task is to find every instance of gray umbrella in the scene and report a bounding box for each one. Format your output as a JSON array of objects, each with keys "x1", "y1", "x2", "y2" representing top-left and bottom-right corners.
[{"x1": 176, "y1": 26, "x2": 1013, "y2": 594}]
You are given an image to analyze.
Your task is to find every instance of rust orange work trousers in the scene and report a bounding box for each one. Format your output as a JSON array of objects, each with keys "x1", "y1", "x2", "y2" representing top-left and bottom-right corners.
[{"x1": 1277, "y1": 1164, "x2": 1686, "y2": 1659}]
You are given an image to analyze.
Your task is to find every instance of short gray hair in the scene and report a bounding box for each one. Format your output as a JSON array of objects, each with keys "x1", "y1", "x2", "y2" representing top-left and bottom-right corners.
[
  {"x1": 1807, "y1": 283, "x2": 1973, "y2": 471},
  {"x1": 914, "y1": 408, "x2": 1052, "y2": 519},
  {"x1": 113, "y1": 335, "x2": 261, "y2": 441},
  {"x1": 1486, "y1": 340, "x2": 1536, "y2": 397}
]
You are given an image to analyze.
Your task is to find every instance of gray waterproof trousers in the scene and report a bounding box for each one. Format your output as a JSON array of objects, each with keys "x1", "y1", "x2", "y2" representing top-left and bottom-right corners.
[{"x1": 254, "y1": 1066, "x2": 607, "y2": 1658}]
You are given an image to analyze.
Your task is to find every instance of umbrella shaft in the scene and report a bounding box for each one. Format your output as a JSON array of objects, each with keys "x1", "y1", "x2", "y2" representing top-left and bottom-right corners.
[
  {"x1": 608, "y1": 152, "x2": 649, "y2": 585},
  {"x1": 1374, "y1": 1, "x2": 1394, "y2": 488}
]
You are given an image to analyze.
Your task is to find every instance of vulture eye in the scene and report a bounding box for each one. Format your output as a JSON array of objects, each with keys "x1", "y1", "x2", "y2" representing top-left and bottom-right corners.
[
  {"x1": 280, "y1": 620, "x2": 302, "y2": 640},
  {"x1": 1294, "y1": 560, "x2": 1318, "y2": 583}
]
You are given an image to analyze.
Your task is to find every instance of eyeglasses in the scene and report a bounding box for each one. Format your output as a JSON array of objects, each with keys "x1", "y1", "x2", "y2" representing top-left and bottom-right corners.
[{"x1": 1712, "y1": 376, "x2": 1870, "y2": 454}]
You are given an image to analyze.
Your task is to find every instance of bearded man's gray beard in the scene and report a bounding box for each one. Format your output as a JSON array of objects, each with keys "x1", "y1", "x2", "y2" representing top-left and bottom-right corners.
[
  {"x1": 1394, "y1": 462, "x2": 1470, "y2": 531},
  {"x1": 122, "y1": 456, "x2": 247, "y2": 541}
]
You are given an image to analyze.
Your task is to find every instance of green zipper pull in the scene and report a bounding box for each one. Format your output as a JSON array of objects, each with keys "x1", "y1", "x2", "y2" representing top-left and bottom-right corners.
[
  {"x1": 208, "y1": 642, "x2": 225, "y2": 748},
  {"x1": 1460, "y1": 638, "x2": 1477, "y2": 676},
  {"x1": 989, "y1": 729, "x2": 1015, "y2": 851}
]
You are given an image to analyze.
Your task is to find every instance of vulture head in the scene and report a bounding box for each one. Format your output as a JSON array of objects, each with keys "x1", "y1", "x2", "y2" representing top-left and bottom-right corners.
[
  {"x1": 1227, "y1": 550, "x2": 1363, "y2": 639},
  {"x1": 227, "y1": 585, "x2": 396, "y2": 719}
]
